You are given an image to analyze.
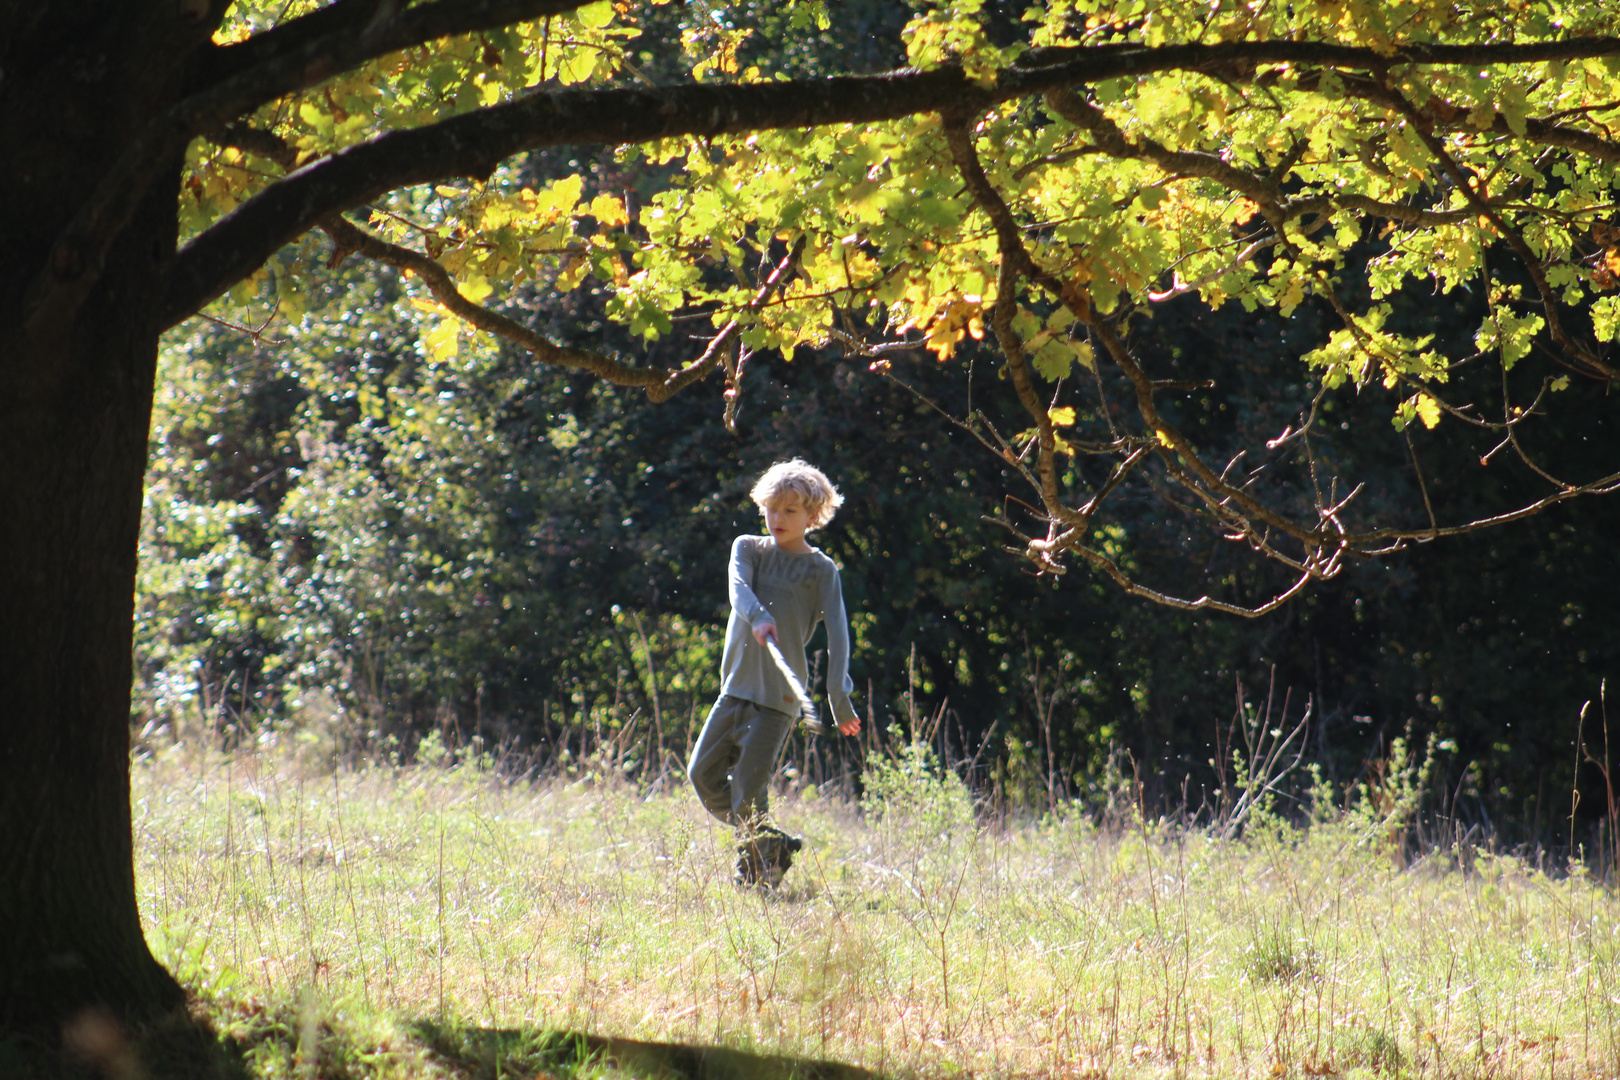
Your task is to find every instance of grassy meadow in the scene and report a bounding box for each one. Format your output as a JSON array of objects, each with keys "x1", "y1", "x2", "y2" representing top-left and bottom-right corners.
[{"x1": 132, "y1": 733, "x2": 1620, "y2": 1079}]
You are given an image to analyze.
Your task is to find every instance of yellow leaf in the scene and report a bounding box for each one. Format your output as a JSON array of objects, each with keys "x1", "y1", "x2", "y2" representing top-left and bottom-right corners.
[
  {"x1": 426, "y1": 319, "x2": 460, "y2": 361},
  {"x1": 589, "y1": 193, "x2": 630, "y2": 228},
  {"x1": 1049, "y1": 406, "x2": 1077, "y2": 426},
  {"x1": 1415, "y1": 393, "x2": 1441, "y2": 429},
  {"x1": 1278, "y1": 276, "x2": 1306, "y2": 312},
  {"x1": 926, "y1": 320, "x2": 959, "y2": 361},
  {"x1": 535, "y1": 175, "x2": 584, "y2": 218},
  {"x1": 556, "y1": 253, "x2": 589, "y2": 291},
  {"x1": 461, "y1": 275, "x2": 493, "y2": 306}
]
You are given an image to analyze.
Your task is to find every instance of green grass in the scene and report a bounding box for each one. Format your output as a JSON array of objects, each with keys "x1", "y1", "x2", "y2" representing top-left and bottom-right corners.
[{"x1": 132, "y1": 736, "x2": 1620, "y2": 1078}]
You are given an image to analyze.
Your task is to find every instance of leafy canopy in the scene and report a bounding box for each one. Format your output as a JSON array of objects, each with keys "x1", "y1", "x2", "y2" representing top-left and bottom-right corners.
[{"x1": 178, "y1": 0, "x2": 1620, "y2": 614}]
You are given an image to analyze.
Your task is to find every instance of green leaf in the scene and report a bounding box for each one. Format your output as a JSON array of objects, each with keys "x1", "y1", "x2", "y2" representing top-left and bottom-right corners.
[
  {"x1": 1592, "y1": 296, "x2": 1620, "y2": 342},
  {"x1": 910, "y1": 197, "x2": 961, "y2": 229},
  {"x1": 1498, "y1": 82, "x2": 1529, "y2": 137},
  {"x1": 1094, "y1": 78, "x2": 1129, "y2": 104},
  {"x1": 1474, "y1": 309, "x2": 1544, "y2": 371},
  {"x1": 1032, "y1": 338, "x2": 1073, "y2": 381},
  {"x1": 575, "y1": 0, "x2": 614, "y2": 29},
  {"x1": 559, "y1": 48, "x2": 597, "y2": 84}
]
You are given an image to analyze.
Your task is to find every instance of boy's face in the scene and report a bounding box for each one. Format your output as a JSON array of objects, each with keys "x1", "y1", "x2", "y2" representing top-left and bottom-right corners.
[{"x1": 762, "y1": 492, "x2": 812, "y2": 552}]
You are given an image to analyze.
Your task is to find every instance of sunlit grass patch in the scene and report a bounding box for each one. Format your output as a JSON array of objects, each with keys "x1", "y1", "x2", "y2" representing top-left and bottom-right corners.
[{"x1": 135, "y1": 737, "x2": 1620, "y2": 1078}]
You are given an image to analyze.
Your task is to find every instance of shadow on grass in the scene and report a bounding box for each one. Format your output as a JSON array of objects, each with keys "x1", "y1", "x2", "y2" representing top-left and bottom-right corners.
[
  {"x1": 0, "y1": 1005, "x2": 255, "y2": 1080},
  {"x1": 412, "y1": 1019, "x2": 878, "y2": 1080},
  {"x1": 1, "y1": 1007, "x2": 878, "y2": 1080}
]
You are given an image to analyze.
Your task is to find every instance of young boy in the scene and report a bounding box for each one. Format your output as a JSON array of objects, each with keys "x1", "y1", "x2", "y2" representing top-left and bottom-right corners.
[{"x1": 688, "y1": 459, "x2": 862, "y2": 888}]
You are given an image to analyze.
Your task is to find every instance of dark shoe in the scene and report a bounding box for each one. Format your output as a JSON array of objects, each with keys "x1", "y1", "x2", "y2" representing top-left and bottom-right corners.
[{"x1": 735, "y1": 828, "x2": 804, "y2": 890}]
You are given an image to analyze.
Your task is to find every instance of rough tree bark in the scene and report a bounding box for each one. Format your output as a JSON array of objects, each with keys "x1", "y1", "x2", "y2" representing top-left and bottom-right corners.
[{"x1": 0, "y1": 1, "x2": 200, "y2": 1036}]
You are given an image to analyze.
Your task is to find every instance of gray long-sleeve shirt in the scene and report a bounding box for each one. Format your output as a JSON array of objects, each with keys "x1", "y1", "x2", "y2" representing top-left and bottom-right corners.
[{"x1": 720, "y1": 534, "x2": 857, "y2": 726}]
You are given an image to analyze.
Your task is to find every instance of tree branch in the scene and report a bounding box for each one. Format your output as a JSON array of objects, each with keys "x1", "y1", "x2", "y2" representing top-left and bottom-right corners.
[
  {"x1": 1046, "y1": 72, "x2": 1617, "y2": 387},
  {"x1": 1508, "y1": 114, "x2": 1620, "y2": 164},
  {"x1": 1044, "y1": 88, "x2": 1277, "y2": 208},
  {"x1": 325, "y1": 212, "x2": 706, "y2": 395},
  {"x1": 945, "y1": 121, "x2": 1081, "y2": 534},
  {"x1": 873, "y1": 110, "x2": 1620, "y2": 595},
  {"x1": 1382, "y1": 82, "x2": 1619, "y2": 380},
  {"x1": 950, "y1": 111, "x2": 1346, "y2": 599},
  {"x1": 164, "y1": 70, "x2": 992, "y2": 327},
  {"x1": 190, "y1": 0, "x2": 387, "y2": 90},
  {"x1": 162, "y1": 33, "x2": 1620, "y2": 329},
  {"x1": 1349, "y1": 467, "x2": 1620, "y2": 552},
  {"x1": 1304, "y1": 193, "x2": 1476, "y2": 227},
  {"x1": 1320, "y1": 69, "x2": 1620, "y2": 165},
  {"x1": 1071, "y1": 545, "x2": 1318, "y2": 618},
  {"x1": 948, "y1": 97, "x2": 1386, "y2": 598},
  {"x1": 1046, "y1": 86, "x2": 1514, "y2": 240},
  {"x1": 208, "y1": 124, "x2": 802, "y2": 403},
  {"x1": 1015, "y1": 36, "x2": 1620, "y2": 74},
  {"x1": 186, "y1": 0, "x2": 392, "y2": 89},
  {"x1": 23, "y1": 0, "x2": 591, "y2": 344},
  {"x1": 330, "y1": 212, "x2": 802, "y2": 401},
  {"x1": 188, "y1": 0, "x2": 591, "y2": 110}
]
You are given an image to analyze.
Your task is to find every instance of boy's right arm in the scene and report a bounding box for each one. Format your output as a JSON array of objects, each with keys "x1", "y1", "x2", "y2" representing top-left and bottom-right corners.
[{"x1": 727, "y1": 537, "x2": 776, "y2": 643}]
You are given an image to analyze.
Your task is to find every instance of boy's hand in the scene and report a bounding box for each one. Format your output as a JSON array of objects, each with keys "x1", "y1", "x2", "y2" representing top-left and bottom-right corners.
[
  {"x1": 837, "y1": 716, "x2": 861, "y2": 737},
  {"x1": 753, "y1": 621, "x2": 778, "y2": 646}
]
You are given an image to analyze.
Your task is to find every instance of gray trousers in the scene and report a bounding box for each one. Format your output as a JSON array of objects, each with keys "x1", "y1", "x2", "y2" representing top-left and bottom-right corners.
[{"x1": 689, "y1": 695, "x2": 794, "y2": 827}]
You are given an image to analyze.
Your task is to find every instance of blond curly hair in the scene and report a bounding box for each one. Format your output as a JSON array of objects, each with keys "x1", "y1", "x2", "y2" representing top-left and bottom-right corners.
[{"x1": 749, "y1": 459, "x2": 844, "y2": 531}]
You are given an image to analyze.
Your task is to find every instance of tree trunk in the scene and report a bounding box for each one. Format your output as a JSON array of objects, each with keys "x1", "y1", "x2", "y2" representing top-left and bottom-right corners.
[{"x1": 0, "y1": 3, "x2": 198, "y2": 1037}]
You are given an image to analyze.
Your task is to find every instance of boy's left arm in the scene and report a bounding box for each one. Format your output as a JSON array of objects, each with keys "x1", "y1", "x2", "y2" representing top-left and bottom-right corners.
[{"x1": 821, "y1": 566, "x2": 861, "y2": 736}]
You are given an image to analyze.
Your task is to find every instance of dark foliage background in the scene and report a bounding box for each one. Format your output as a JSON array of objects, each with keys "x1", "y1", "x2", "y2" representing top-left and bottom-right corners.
[{"x1": 138, "y1": 0, "x2": 1619, "y2": 850}]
